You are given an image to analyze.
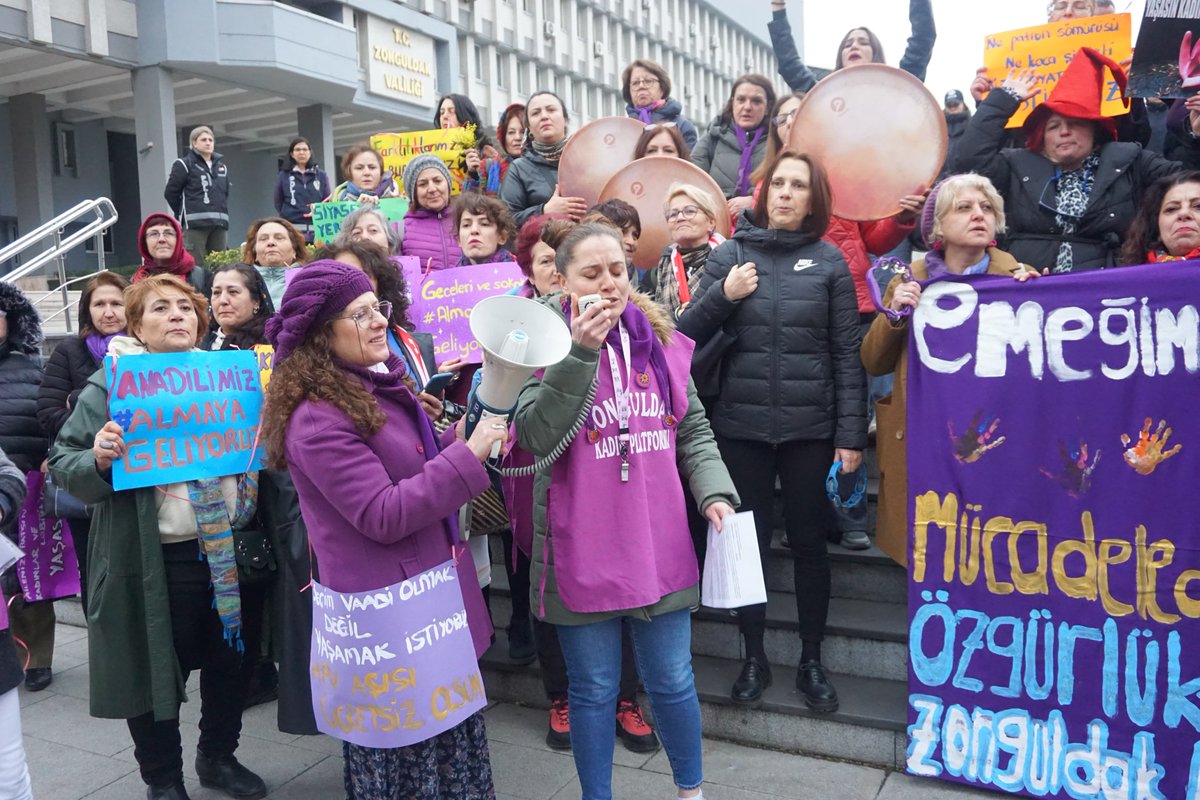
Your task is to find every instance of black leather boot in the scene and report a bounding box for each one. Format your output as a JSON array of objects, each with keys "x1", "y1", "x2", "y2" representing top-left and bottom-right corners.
[
  {"x1": 797, "y1": 660, "x2": 839, "y2": 712},
  {"x1": 195, "y1": 753, "x2": 267, "y2": 799},
  {"x1": 146, "y1": 783, "x2": 191, "y2": 800},
  {"x1": 730, "y1": 657, "x2": 772, "y2": 705}
]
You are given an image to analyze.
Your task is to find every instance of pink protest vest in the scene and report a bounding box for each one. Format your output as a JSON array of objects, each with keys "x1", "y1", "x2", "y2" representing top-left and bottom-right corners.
[{"x1": 546, "y1": 331, "x2": 698, "y2": 614}]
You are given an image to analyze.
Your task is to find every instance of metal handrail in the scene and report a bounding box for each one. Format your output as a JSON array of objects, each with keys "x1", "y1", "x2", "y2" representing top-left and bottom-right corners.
[{"x1": 0, "y1": 197, "x2": 119, "y2": 334}]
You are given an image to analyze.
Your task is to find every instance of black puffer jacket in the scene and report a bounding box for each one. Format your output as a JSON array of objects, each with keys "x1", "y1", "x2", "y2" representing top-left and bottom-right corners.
[
  {"x1": 164, "y1": 148, "x2": 231, "y2": 231},
  {"x1": 953, "y1": 90, "x2": 1198, "y2": 271},
  {"x1": 0, "y1": 283, "x2": 45, "y2": 474},
  {"x1": 499, "y1": 148, "x2": 558, "y2": 226},
  {"x1": 678, "y1": 214, "x2": 866, "y2": 449},
  {"x1": 38, "y1": 335, "x2": 101, "y2": 443}
]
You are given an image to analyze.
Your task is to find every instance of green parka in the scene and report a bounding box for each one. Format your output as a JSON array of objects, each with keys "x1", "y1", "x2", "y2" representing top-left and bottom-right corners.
[{"x1": 49, "y1": 369, "x2": 185, "y2": 721}]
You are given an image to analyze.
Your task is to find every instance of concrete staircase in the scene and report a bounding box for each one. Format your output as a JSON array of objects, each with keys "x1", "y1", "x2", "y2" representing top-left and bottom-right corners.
[{"x1": 479, "y1": 454, "x2": 912, "y2": 769}]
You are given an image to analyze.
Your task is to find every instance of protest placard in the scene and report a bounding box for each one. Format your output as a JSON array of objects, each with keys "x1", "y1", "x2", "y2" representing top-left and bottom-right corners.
[
  {"x1": 16, "y1": 472, "x2": 81, "y2": 603},
  {"x1": 309, "y1": 559, "x2": 488, "y2": 748},
  {"x1": 311, "y1": 197, "x2": 409, "y2": 245},
  {"x1": 252, "y1": 344, "x2": 275, "y2": 390},
  {"x1": 402, "y1": 260, "x2": 526, "y2": 362},
  {"x1": 106, "y1": 350, "x2": 266, "y2": 490},
  {"x1": 904, "y1": 263, "x2": 1200, "y2": 798},
  {"x1": 1129, "y1": 4, "x2": 1200, "y2": 98},
  {"x1": 371, "y1": 128, "x2": 476, "y2": 194},
  {"x1": 982, "y1": 14, "x2": 1131, "y2": 127}
]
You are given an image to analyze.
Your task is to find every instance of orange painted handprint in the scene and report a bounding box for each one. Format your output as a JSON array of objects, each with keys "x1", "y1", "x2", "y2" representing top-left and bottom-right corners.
[{"x1": 1120, "y1": 418, "x2": 1182, "y2": 476}]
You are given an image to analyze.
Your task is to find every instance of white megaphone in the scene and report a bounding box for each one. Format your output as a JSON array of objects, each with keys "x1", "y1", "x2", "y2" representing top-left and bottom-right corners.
[{"x1": 465, "y1": 294, "x2": 573, "y2": 456}]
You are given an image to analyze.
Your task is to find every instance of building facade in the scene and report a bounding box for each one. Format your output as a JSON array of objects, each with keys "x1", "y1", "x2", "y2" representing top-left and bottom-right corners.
[{"x1": 0, "y1": 0, "x2": 786, "y2": 273}]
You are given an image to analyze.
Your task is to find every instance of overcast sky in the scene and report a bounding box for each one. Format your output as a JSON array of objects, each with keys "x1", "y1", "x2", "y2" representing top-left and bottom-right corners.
[{"x1": 704, "y1": 0, "x2": 1146, "y2": 104}]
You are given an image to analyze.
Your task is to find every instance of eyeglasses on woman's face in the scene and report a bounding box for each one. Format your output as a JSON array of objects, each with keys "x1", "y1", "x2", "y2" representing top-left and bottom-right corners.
[
  {"x1": 630, "y1": 78, "x2": 660, "y2": 88},
  {"x1": 772, "y1": 108, "x2": 799, "y2": 127},
  {"x1": 666, "y1": 205, "x2": 701, "y2": 223},
  {"x1": 338, "y1": 301, "x2": 392, "y2": 327}
]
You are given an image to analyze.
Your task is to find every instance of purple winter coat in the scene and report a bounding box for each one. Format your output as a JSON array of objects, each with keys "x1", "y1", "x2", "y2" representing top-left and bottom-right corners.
[
  {"x1": 399, "y1": 207, "x2": 461, "y2": 272},
  {"x1": 284, "y1": 357, "x2": 494, "y2": 657}
]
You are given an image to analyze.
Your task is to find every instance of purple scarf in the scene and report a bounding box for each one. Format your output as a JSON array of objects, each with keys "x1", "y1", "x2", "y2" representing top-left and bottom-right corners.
[
  {"x1": 563, "y1": 300, "x2": 674, "y2": 415},
  {"x1": 923, "y1": 249, "x2": 991, "y2": 280},
  {"x1": 85, "y1": 332, "x2": 119, "y2": 365},
  {"x1": 735, "y1": 126, "x2": 764, "y2": 196},
  {"x1": 634, "y1": 100, "x2": 666, "y2": 124}
]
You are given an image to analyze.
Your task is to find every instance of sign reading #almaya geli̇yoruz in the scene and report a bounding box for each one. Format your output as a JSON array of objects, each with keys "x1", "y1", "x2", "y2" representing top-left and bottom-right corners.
[
  {"x1": 982, "y1": 14, "x2": 1131, "y2": 127},
  {"x1": 105, "y1": 350, "x2": 266, "y2": 491},
  {"x1": 904, "y1": 263, "x2": 1200, "y2": 799},
  {"x1": 311, "y1": 197, "x2": 409, "y2": 246},
  {"x1": 309, "y1": 559, "x2": 487, "y2": 748},
  {"x1": 402, "y1": 259, "x2": 526, "y2": 363}
]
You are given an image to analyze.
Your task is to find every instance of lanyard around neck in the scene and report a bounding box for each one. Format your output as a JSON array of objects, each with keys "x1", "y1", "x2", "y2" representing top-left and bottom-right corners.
[{"x1": 604, "y1": 320, "x2": 633, "y2": 482}]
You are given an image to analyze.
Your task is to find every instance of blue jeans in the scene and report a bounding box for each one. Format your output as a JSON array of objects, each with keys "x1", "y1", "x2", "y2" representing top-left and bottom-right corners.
[{"x1": 556, "y1": 608, "x2": 702, "y2": 799}]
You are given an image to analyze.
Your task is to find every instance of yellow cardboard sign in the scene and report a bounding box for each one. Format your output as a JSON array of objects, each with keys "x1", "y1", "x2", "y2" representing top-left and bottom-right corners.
[
  {"x1": 982, "y1": 14, "x2": 1131, "y2": 128},
  {"x1": 370, "y1": 127, "x2": 477, "y2": 195}
]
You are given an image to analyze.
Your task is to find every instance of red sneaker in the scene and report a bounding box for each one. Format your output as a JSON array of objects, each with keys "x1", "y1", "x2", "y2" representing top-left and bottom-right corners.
[
  {"x1": 546, "y1": 697, "x2": 572, "y2": 750},
  {"x1": 616, "y1": 699, "x2": 660, "y2": 753}
]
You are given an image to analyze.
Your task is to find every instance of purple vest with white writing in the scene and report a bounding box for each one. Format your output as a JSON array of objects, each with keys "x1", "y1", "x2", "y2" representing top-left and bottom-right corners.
[{"x1": 546, "y1": 331, "x2": 696, "y2": 614}]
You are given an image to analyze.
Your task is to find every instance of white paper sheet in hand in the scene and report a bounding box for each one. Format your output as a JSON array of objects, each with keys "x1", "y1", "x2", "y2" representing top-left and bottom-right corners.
[{"x1": 701, "y1": 511, "x2": 767, "y2": 609}]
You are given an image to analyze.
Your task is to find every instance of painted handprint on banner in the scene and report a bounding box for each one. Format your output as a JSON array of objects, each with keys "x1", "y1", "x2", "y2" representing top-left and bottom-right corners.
[
  {"x1": 1120, "y1": 418, "x2": 1182, "y2": 476},
  {"x1": 948, "y1": 411, "x2": 1006, "y2": 464},
  {"x1": 1040, "y1": 438, "x2": 1100, "y2": 498}
]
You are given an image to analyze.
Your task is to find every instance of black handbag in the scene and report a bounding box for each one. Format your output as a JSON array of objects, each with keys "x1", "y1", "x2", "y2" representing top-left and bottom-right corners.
[
  {"x1": 690, "y1": 240, "x2": 743, "y2": 398},
  {"x1": 41, "y1": 470, "x2": 92, "y2": 520},
  {"x1": 233, "y1": 528, "x2": 277, "y2": 584}
]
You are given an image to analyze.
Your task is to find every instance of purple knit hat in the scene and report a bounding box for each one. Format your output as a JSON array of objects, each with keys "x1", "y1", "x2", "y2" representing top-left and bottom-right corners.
[
  {"x1": 264, "y1": 260, "x2": 374, "y2": 363},
  {"x1": 920, "y1": 178, "x2": 950, "y2": 250}
]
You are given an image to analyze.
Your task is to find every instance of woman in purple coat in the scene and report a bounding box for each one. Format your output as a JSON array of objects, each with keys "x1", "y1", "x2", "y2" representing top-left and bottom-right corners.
[
  {"x1": 399, "y1": 155, "x2": 462, "y2": 271},
  {"x1": 260, "y1": 261, "x2": 508, "y2": 800}
]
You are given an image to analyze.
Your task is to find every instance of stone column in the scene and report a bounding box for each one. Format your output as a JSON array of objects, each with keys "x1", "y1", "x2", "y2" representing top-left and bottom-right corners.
[
  {"x1": 298, "y1": 104, "x2": 336, "y2": 181},
  {"x1": 131, "y1": 66, "x2": 178, "y2": 218},
  {"x1": 8, "y1": 94, "x2": 55, "y2": 244}
]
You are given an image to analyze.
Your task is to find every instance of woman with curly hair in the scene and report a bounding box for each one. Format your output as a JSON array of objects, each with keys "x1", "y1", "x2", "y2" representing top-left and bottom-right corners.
[{"x1": 260, "y1": 261, "x2": 507, "y2": 800}]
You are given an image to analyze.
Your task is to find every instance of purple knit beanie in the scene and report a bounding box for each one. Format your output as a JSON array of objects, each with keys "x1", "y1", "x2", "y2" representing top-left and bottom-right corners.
[
  {"x1": 920, "y1": 178, "x2": 950, "y2": 250},
  {"x1": 265, "y1": 260, "x2": 374, "y2": 363}
]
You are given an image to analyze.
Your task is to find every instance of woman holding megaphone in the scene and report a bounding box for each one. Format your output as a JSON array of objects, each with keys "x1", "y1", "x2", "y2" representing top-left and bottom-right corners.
[{"x1": 513, "y1": 222, "x2": 738, "y2": 800}]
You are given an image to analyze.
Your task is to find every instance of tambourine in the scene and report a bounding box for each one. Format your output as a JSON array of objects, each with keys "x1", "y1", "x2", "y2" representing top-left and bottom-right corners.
[
  {"x1": 787, "y1": 65, "x2": 947, "y2": 221},
  {"x1": 598, "y1": 158, "x2": 731, "y2": 271},
  {"x1": 867, "y1": 257, "x2": 915, "y2": 322},
  {"x1": 825, "y1": 462, "x2": 867, "y2": 509},
  {"x1": 557, "y1": 117, "x2": 645, "y2": 208}
]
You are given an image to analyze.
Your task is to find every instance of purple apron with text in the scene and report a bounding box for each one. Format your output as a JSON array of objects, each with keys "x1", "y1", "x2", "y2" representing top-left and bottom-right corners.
[
  {"x1": 17, "y1": 472, "x2": 81, "y2": 602},
  {"x1": 546, "y1": 331, "x2": 696, "y2": 614}
]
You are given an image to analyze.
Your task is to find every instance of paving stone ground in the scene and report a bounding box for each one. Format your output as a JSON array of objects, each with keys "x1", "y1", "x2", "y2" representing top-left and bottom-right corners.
[{"x1": 15, "y1": 623, "x2": 1000, "y2": 799}]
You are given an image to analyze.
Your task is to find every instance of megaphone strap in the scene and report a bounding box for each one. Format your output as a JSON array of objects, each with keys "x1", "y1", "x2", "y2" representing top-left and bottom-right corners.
[{"x1": 605, "y1": 320, "x2": 633, "y2": 483}]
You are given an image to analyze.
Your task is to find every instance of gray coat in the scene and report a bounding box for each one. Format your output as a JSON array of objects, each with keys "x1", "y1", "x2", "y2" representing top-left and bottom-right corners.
[
  {"x1": 690, "y1": 118, "x2": 769, "y2": 199},
  {"x1": 500, "y1": 149, "x2": 559, "y2": 226}
]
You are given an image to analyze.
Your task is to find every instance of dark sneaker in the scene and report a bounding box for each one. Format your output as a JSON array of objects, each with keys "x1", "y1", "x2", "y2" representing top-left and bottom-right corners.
[
  {"x1": 194, "y1": 753, "x2": 266, "y2": 799},
  {"x1": 730, "y1": 657, "x2": 772, "y2": 706},
  {"x1": 546, "y1": 697, "x2": 572, "y2": 750},
  {"x1": 797, "y1": 660, "x2": 839, "y2": 713},
  {"x1": 839, "y1": 530, "x2": 871, "y2": 551},
  {"x1": 615, "y1": 699, "x2": 660, "y2": 753},
  {"x1": 507, "y1": 618, "x2": 536, "y2": 665},
  {"x1": 24, "y1": 667, "x2": 51, "y2": 692}
]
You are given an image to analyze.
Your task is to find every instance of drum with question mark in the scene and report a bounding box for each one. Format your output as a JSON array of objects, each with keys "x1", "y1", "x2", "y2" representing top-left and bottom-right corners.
[
  {"x1": 598, "y1": 159, "x2": 731, "y2": 271},
  {"x1": 557, "y1": 117, "x2": 646, "y2": 208}
]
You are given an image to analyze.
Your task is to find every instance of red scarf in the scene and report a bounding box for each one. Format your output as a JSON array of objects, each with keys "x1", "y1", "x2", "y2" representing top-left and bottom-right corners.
[
  {"x1": 1147, "y1": 247, "x2": 1200, "y2": 263},
  {"x1": 671, "y1": 234, "x2": 725, "y2": 305}
]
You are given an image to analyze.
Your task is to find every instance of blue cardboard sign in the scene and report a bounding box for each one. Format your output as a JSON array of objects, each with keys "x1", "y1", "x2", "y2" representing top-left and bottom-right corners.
[{"x1": 105, "y1": 350, "x2": 265, "y2": 490}]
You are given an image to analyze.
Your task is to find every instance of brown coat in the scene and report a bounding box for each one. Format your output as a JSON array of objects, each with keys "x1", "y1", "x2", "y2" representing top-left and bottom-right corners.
[{"x1": 860, "y1": 248, "x2": 1028, "y2": 566}]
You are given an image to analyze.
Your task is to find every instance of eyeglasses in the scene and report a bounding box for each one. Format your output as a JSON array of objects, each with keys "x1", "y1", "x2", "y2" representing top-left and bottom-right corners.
[
  {"x1": 665, "y1": 205, "x2": 702, "y2": 223},
  {"x1": 145, "y1": 229, "x2": 177, "y2": 240},
  {"x1": 1049, "y1": 1, "x2": 1092, "y2": 11},
  {"x1": 772, "y1": 108, "x2": 798, "y2": 127},
  {"x1": 630, "y1": 78, "x2": 660, "y2": 88},
  {"x1": 338, "y1": 301, "x2": 392, "y2": 327},
  {"x1": 644, "y1": 122, "x2": 677, "y2": 131}
]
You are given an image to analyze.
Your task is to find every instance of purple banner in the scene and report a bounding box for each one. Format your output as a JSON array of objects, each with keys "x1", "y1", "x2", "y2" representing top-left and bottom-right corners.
[
  {"x1": 16, "y1": 472, "x2": 81, "y2": 603},
  {"x1": 905, "y1": 263, "x2": 1200, "y2": 798},
  {"x1": 309, "y1": 559, "x2": 487, "y2": 748},
  {"x1": 402, "y1": 260, "x2": 526, "y2": 363}
]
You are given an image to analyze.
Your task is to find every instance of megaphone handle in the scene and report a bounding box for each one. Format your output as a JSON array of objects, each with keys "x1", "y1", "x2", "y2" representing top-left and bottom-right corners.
[{"x1": 479, "y1": 408, "x2": 508, "y2": 460}]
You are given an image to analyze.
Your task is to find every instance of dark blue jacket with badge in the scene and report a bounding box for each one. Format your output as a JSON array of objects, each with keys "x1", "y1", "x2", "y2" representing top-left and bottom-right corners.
[{"x1": 164, "y1": 148, "x2": 230, "y2": 231}]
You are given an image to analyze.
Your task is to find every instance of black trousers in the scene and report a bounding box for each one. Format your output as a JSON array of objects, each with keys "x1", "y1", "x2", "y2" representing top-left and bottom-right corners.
[
  {"x1": 715, "y1": 436, "x2": 834, "y2": 645},
  {"x1": 67, "y1": 518, "x2": 90, "y2": 612},
  {"x1": 534, "y1": 619, "x2": 640, "y2": 703},
  {"x1": 499, "y1": 528, "x2": 531, "y2": 628},
  {"x1": 127, "y1": 540, "x2": 249, "y2": 788}
]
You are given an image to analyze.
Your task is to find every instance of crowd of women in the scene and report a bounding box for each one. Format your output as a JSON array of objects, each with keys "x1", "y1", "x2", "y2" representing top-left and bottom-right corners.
[{"x1": 3, "y1": 1, "x2": 1200, "y2": 799}]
